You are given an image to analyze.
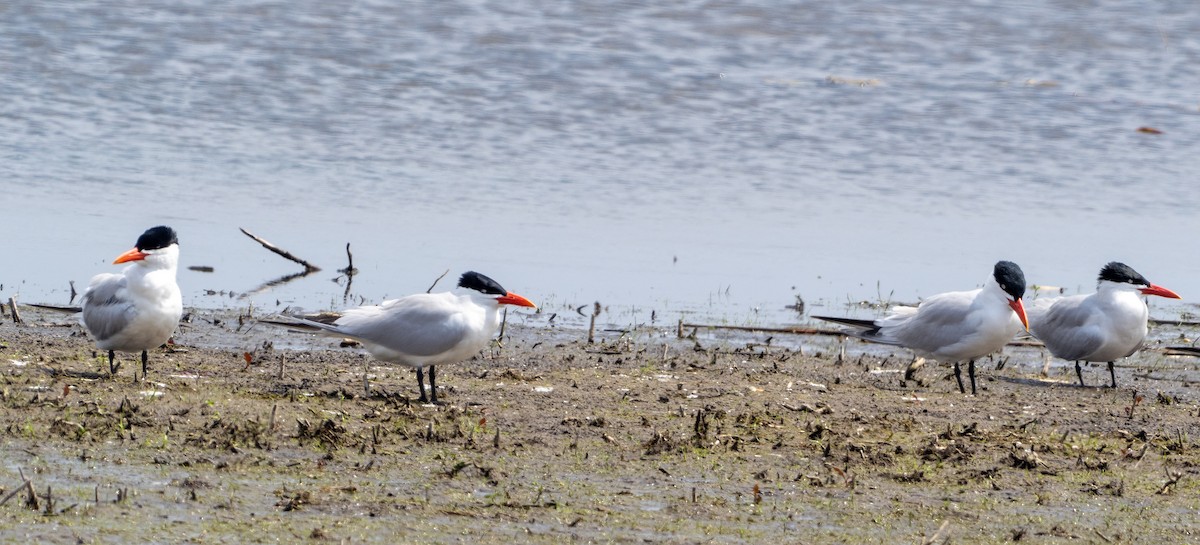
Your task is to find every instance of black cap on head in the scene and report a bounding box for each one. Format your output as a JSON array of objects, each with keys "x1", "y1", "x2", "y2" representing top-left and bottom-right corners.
[
  {"x1": 1098, "y1": 262, "x2": 1149, "y2": 286},
  {"x1": 993, "y1": 260, "x2": 1026, "y2": 300},
  {"x1": 458, "y1": 271, "x2": 507, "y2": 296},
  {"x1": 136, "y1": 226, "x2": 179, "y2": 251}
]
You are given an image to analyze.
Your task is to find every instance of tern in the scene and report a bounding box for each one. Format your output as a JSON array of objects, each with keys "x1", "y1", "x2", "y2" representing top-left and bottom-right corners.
[
  {"x1": 267, "y1": 271, "x2": 536, "y2": 403},
  {"x1": 815, "y1": 261, "x2": 1029, "y2": 395},
  {"x1": 1027, "y1": 262, "x2": 1180, "y2": 388},
  {"x1": 81, "y1": 226, "x2": 183, "y2": 377}
]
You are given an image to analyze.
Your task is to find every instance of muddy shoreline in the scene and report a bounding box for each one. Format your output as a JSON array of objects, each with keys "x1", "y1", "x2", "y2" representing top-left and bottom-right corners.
[{"x1": 1, "y1": 306, "x2": 1200, "y2": 543}]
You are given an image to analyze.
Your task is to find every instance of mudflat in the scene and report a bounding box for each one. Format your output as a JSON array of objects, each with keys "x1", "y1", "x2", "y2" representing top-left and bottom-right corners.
[{"x1": 1, "y1": 307, "x2": 1198, "y2": 543}]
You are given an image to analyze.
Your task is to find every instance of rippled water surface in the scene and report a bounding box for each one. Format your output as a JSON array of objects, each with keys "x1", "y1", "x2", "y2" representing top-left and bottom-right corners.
[{"x1": 4, "y1": 0, "x2": 1199, "y2": 323}]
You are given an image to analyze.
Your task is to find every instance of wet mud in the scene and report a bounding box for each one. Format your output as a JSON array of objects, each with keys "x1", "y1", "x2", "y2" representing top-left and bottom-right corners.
[{"x1": 1, "y1": 308, "x2": 1199, "y2": 543}]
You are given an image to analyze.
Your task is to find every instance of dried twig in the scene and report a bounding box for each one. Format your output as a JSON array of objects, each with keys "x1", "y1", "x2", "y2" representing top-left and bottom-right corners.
[
  {"x1": 686, "y1": 322, "x2": 1046, "y2": 348},
  {"x1": 0, "y1": 479, "x2": 31, "y2": 507},
  {"x1": 682, "y1": 322, "x2": 847, "y2": 337},
  {"x1": 339, "y1": 243, "x2": 358, "y2": 276},
  {"x1": 1127, "y1": 390, "x2": 1142, "y2": 420},
  {"x1": 339, "y1": 243, "x2": 357, "y2": 302},
  {"x1": 18, "y1": 469, "x2": 37, "y2": 511},
  {"x1": 238, "y1": 228, "x2": 320, "y2": 272},
  {"x1": 1157, "y1": 466, "x2": 1183, "y2": 495},
  {"x1": 921, "y1": 520, "x2": 950, "y2": 545},
  {"x1": 499, "y1": 308, "x2": 509, "y2": 340},
  {"x1": 426, "y1": 269, "x2": 450, "y2": 293}
]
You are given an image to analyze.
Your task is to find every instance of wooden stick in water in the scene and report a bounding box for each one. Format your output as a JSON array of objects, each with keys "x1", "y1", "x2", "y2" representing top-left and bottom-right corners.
[
  {"x1": 8, "y1": 296, "x2": 22, "y2": 324},
  {"x1": 238, "y1": 228, "x2": 321, "y2": 272},
  {"x1": 587, "y1": 302, "x2": 600, "y2": 343}
]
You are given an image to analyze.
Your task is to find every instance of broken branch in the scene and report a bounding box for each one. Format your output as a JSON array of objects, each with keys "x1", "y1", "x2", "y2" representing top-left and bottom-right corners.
[
  {"x1": 426, "y1": 269, "x2": 450, "y2": 294},
  {"x1": 238, "y1": 228, "x2": 320, "y2": 272}
]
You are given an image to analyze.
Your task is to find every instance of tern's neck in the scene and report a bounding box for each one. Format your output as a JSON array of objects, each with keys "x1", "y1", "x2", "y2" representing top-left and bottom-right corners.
[
  {"x1": 128, "y1": 246, "x2": 180, "y2": 280},
  {"x1": 1096, "y1": 280, "x2": 1142, "y2": 298},
  {"x1": 982, "y1": 276, "x2": 1010, "y2": 302}
]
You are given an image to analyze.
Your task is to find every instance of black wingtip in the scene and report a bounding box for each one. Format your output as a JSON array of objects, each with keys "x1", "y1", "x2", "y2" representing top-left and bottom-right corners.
[
  {"x1": 812, "y1": 315, "x2": 879, "y2": 329},
  {"x1": 27, "y1": 303, "x2": 84, "y2": 314}
]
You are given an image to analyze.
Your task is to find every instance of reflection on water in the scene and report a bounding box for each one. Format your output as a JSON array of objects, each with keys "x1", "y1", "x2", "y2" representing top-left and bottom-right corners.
[{"x1": 3, "y1": 0, "x2": 1199, "y2": 324}]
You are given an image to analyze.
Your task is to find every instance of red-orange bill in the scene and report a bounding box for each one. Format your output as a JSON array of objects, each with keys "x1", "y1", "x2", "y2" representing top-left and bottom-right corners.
[
  {"x1": 1140, "y1": 284, "x2": 1181, "y2": 299},
  {"x1": 1009, "y1": 299, "x2": 1029, "y2": 331},
  {"x1": 497, "y1": 292, "x2": 536, "y2": 308},
  {"x1": 113, "y1": 247, "x2": 148, "y2": 264}
]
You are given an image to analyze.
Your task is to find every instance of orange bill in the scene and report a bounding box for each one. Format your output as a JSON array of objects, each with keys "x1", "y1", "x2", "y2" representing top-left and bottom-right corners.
[
  {"x1": 1140, "y1": 284, "x2": 1181, "y2": 299},
  {"x1": 497, "y1": 292, "x2": 536, "y2": 308},
  {"x1": 1009, "y1": 298, "x2": 1029, "y2": 331},
  {"x1": 113, "y1": 247, "x2": 148, "y2": 264}
]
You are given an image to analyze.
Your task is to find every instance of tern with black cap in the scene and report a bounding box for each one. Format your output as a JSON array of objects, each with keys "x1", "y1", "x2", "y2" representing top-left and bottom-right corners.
[
  {"x1": 81, "y1": 225, "x2": 183, "y2": 378},
  {"x1": 1028, "y1": 262, "x2": 1181, "y2": 388},
  {"x1": 266, "y1": 271, "x2": 536, "y2": 403},
  {"x1": 815, "y1": 261, "x2": 1029, "y2": 395}
]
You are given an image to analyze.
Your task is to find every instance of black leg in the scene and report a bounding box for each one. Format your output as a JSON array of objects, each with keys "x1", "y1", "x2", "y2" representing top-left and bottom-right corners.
[
  {"x1": 954, "y1": 361, "x2": 965, "y2": 394},
  {"x1": 141, "y1": 350, "x2": 149, "y2": 377},
  {"x1": 416, "y1": 367, "x2": 428, "y2": 403},
  {"x1": 1075, "y1": 361, "x2": 1085, "y2": 387},
  {"x1": 968, "y1": 359, "x2": 977, "y2": 395},
  {"x1": 1108, "y1": 361, "x2": 1117, "y2": 389},
  {"x1": 108, "y1": 350, "x2": 119, "y2": 375},
  {"x1": 429, "y1": 365, "x2": 438, "y2": 404}
]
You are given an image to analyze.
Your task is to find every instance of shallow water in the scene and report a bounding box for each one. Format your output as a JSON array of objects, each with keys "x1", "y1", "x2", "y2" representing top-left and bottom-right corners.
[{"x1": 4, "y1": 0, "x2": 1199, "y2": 323}]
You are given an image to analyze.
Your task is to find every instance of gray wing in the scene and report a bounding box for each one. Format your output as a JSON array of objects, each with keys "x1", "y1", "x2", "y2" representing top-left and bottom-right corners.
[
  {"x1": 306, "y1": 294, "x2": 472, "y2": 357},
  {"x1": 883, "y1": 291, "x2": 980, "y2": 355},
  {"x1": 80, "y1": 273, "x2": 136, "y2": 343},
  {"x1": 1029, "y1": 296, "x2": 1105, "y2": 361}
]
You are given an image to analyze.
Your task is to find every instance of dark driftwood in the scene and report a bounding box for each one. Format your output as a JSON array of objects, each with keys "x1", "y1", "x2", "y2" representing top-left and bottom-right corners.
[
  {"x1": 239, "y1": 228, "x2": 320, "y2": 272},
  {"x1": 0, "y1": 479, "x2": 30, "y2": 507},
  {"x1": 680, "y1": 321, "x2": 1050, "y2": 349},
  {"x1": 340, "y1": 243, "x2": 358, "y2": 276},
  {"x1": 679, "y1": 322, "x2": 847, "y2": 338},
  {"x1": 587, "y1": 302, "x2": 601, "y2": 343},
  {"x1": 7, "y1": 297, "x2": 22, "y2": 324}
]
